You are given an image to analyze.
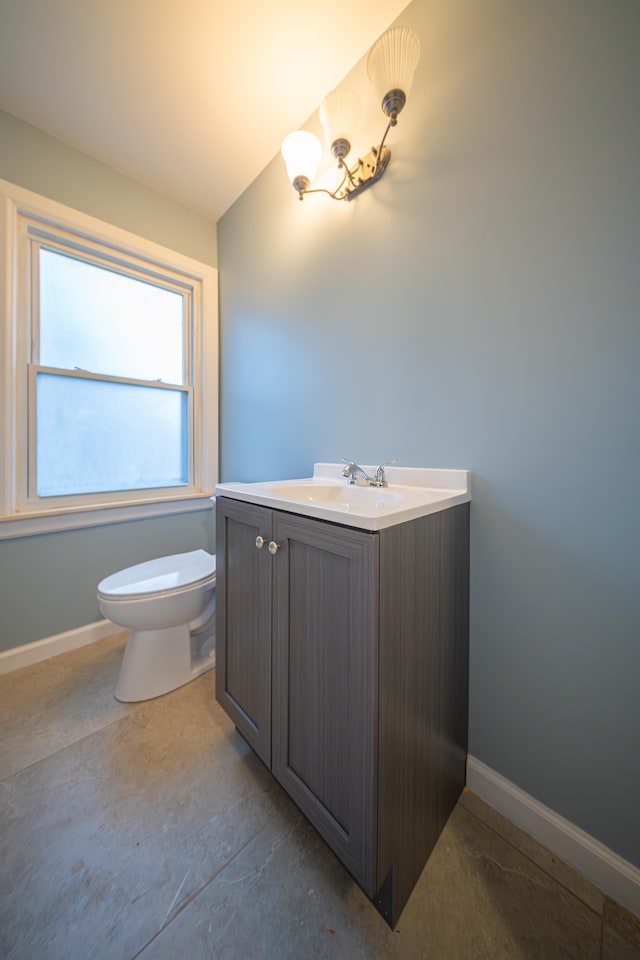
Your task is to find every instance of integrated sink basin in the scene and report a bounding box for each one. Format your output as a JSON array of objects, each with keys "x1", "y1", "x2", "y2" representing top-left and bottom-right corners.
[
  {"x1": 215, "y1": 463, "x2": 471, "y2": 531},
  {"x1": 269, "y1": 482, "x2": 401, "y2": 508}
]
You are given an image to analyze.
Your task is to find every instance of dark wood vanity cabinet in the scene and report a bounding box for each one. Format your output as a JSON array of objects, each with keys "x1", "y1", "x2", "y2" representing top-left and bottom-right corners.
[
  {"x1": 215, "y1": 499, "x2": 273, "y2": 764},
  {"x1": 215, "y1": 495, "x2": 470, "y2": 927}
]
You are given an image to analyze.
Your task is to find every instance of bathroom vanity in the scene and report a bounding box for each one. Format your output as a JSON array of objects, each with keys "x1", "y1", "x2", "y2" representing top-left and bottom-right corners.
[{"x1": 214, "y1": 464, "x2": 470, "y2": 927}]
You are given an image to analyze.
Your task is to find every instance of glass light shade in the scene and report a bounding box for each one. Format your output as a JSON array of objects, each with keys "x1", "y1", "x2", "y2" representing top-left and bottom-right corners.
[
  {"x1": 367, "y1": 25, "x2": 421, "y2": 105},
  {"x1": 320, "y1": 88, "x2": 362, "y2": 152},
  {"x1": 281, "y1": 130, "x2": 322, "y2": 186}
]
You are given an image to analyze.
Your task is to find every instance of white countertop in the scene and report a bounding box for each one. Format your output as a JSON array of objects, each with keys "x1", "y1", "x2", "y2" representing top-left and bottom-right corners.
[{"x1": 215, "y1": 463, "x2": 471, "y2": 531}]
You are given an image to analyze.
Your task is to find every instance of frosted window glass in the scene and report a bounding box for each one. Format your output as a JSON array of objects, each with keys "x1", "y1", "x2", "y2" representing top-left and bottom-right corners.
[
  {"x1": 36, "y1": 372, "x2": 188, "y2": 496},
  {"x1": 39, "y1": 249, "x2": 185, "y2": 384}
]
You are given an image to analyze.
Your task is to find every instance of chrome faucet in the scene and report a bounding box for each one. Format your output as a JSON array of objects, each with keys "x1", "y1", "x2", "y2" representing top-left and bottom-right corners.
[{"x1": 341, "y1": 458, "x2": 398, "y2": 487}]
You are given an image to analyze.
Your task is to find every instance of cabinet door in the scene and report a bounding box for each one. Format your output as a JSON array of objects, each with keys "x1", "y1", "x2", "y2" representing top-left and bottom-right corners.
[
  {"x1": 215, "y1": 497, "x2": 272, "y2": 765},
  {"x1": 271, "y1": 512, "x2": 378, "y2": 894}
]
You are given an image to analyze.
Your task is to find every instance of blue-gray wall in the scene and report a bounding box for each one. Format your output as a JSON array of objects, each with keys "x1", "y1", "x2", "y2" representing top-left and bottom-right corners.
[
  {"x1": 218, "y1": 0, "x2": 640, "y2": 868},
  {"x1": 0, "y1": 110, "x2": 217, "y2": 652},
  {"x1": 0, "y1": 513, "x2": 214, "y2": 651},
  {"x1": 0, "y1": 109, "x2": 217, "y2": 264}
]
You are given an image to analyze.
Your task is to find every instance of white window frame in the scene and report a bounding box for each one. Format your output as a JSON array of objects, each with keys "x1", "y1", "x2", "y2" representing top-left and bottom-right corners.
[{"x1": 0, "y1": 179, "x2": 218, "y2": 540}]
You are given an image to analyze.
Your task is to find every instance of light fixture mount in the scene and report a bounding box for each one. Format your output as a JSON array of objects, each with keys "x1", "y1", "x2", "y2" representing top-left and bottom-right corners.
[{"x1": 340, "y1": 144, "x2": 391, "y2": 202}]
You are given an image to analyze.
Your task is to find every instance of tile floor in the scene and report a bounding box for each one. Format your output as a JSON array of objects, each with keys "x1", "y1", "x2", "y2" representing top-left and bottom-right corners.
[{"x1": 1, "y1": 633, "x2": 638, "y2": 960}]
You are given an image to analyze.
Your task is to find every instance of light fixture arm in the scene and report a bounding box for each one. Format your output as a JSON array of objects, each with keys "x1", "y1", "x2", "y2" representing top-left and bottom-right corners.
[
  {"x1": 296, "y1": 116, "x2": 394, "y2": 203},
  {"x1": 375, "y1": 116, "x2": 394, "y2": 158},
  {"x1": 338, "y1": 157, "x2": 359, "y2": 191},
  {"x1": 294, "y1": 165, "x2": 350, "y2": 201}
]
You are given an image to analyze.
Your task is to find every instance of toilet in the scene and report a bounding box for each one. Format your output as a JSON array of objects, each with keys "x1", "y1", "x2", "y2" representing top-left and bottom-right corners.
[{"x1": 97, "y1": 549, "x2": 216, "y2": 703}]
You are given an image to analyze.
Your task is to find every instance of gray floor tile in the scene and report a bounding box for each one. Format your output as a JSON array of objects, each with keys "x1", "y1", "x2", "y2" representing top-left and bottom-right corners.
[
  {"x1": 0, "y1": 672, "x2": 286, "y2": 960},
  {"x1": 1, "y1": 637, "x2": 633, "y2": 960},
  {"x1": 405, "y1": 802, "x2": 602, "y2": 959},
  {"x1": 603, "y1": 925, "x2": 640, "y2": 959},
  {"x1": 604, "y1": 897, "x2": 640, "y2": 956},
  {"x1": 137, "y1": 806, "x2": 393, "y2": 960},
  {"x1": 0, "y1": 632, "x2": 132, "y2": 780},
  {"x1": 459, "y1": 787, "x2": 604, "y2": 914},
  {"x1": 139, "y1": 789, "x2": 603, "y2": 960}
]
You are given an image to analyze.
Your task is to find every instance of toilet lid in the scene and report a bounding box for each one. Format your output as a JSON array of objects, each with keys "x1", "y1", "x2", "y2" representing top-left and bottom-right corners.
[{"x1": 98, "y1": 549, "x2": 216, "y2": 600}]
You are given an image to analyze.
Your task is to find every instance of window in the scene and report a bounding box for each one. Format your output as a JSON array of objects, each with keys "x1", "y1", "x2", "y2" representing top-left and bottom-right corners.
[{"x1": 0, "y1": 180, "x2": 218, "y2": 536}]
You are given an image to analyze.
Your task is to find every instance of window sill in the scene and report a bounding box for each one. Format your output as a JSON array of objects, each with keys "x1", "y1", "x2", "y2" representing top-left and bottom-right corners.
[{"x1": 0, "y1": 494, "x2": 215, "y2": 541}]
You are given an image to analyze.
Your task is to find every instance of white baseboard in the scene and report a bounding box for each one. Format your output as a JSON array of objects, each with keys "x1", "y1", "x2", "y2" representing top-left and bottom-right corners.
[
  {"x1": 0, "y1": 619, "x2": 118, "y2": 674},
  {"x1": 467, "y1": 755, "x2": 640, "y2": 917}
]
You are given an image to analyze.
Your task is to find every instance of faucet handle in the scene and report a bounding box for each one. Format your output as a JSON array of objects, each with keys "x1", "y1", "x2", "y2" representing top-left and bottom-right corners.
[{"x1": 375, "y1": 458, "x2": 398, "y2": 485}]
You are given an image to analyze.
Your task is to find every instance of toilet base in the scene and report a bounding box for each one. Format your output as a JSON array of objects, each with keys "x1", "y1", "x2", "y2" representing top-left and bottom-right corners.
[{"x1": 115, "y1": 623, "x2": 215, "y2": 703}]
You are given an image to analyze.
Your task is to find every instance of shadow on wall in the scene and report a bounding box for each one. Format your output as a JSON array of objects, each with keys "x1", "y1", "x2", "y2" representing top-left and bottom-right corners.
[{"x1": 469, "y1": 475, "x2": 639, "y2": 866}]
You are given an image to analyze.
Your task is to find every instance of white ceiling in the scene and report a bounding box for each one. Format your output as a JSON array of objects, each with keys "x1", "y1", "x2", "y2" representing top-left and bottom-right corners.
[{"x1": 0, "y1": 0, "x2": 411, "y2": 222}]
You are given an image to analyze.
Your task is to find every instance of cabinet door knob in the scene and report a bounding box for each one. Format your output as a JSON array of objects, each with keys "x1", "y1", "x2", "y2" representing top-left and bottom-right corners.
[
  {"x1": 268, "y1": 540, "x2": 280, "y2": 556},
  {"x1": 255, "y1": 536, "x2": 265, "y2": 550}
]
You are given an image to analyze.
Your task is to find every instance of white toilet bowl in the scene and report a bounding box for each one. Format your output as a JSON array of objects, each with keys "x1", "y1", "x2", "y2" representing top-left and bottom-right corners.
[{"x1": 98, "y1": 549, "x2": 216, "y2": 703}]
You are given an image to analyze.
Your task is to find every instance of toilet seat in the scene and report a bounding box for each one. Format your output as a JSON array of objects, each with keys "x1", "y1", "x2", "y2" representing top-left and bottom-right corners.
[{"x1": 98, "y1": 549, "x2": 216, "y2": 602}]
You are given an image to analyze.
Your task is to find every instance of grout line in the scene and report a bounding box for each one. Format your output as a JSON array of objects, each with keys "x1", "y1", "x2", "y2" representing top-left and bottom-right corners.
[
  {"x1": 466, "y1": 757, "x2": 640, "y2": 919},
  {"x1": 0, "y1": 703, "x2": 142, "y2": 784},
  {"x1": 129, "y1": 815, "x2": 294, "y2": 960}
]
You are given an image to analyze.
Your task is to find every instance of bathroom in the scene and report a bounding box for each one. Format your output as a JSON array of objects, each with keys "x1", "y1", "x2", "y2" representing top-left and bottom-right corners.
[{"x1": 0, "y1": 0, "x2": 639, "y2": 956}]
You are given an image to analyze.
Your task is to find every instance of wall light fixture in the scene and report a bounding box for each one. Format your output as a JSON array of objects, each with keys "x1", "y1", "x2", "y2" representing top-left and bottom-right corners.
[{"x1": 281, "y1": 25, "x2": 421, "y2": 202}]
